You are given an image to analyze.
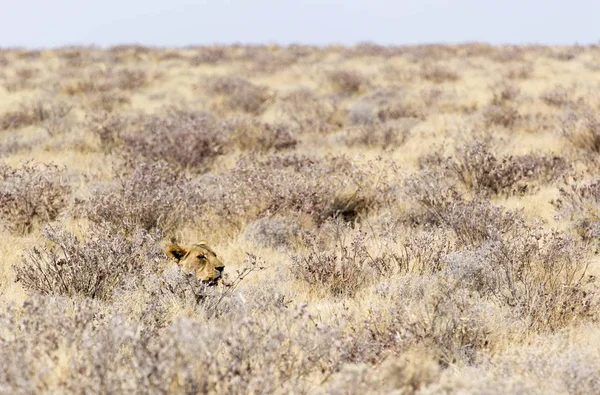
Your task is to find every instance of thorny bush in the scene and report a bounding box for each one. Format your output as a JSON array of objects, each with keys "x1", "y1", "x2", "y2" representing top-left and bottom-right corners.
[
  {"x1": 85, "y1": 161, "x2": 199, "y2": 235},
  {"x1": 205, "y1": 154, "x2": 393, "y2": 225},
  {"x1": 119, "y1": 109, "x2": 229, "y2": 172},
  {"x1": 16, "y1": 224, "x2": 163, "y2": 301},
  {"x1": 204, "y1": 75, "x2": 271, "y2": 114},
  {"x1": 445, "y1": 224, "x2": 597, "y2": 331},
  {"x1": 552, "y1": 176, "x2": 600, "y2": 240},
  {"x1": 0, "y1": 161, "x2": 70, "y2": 234}
]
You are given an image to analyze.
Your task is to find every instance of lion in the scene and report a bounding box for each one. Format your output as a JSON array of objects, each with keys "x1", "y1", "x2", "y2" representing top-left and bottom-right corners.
[{"x1": 165, "y1": 241, "x2": 224, "y2": 283}]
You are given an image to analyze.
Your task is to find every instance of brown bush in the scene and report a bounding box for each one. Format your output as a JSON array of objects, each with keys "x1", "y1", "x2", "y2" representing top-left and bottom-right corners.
[
  {"x1": 540, "y1": 85, "x2": 574, "y2": 107},
  {"x1": 206, "y1": 154, "x2": 390, "y2": 225},
  {"x1": 446, "y1": 142, "x2": 568, "y2": 196},
  {"x1": 59, "y1": 67, "x2": 149, "y2": 95},
  {"x1": 227, "y1": 117, "x2": 297, "y2": 152},
  {"x1": 559, "y1": 110, "x2": 600, "y2": 154},
  {"x1": 0, "y1": 162, "x2": 70, "y2": 234},
  {"x1": 0, "y1": 100, "x2": 72, "y2": 131},
  {"x1": 85, "y1": 112, "x2": 137, "y2": 153},
  {"x1": 348, "y1": 277, "x2": 494, "y2": 368},
  {"x1": 345, "y1": 42, "x2": 393, "y2": 58},
  {"x1": 490, "y1": 82, "x2": 521, "y2": 105},
  {"x1": 242, "y1": 216, "x2": 302, "y2": 250},
  {"x1": 83, "y1": 90, "x2": 132, "y2": 112},
  {"x1": 327, "y1": 70, "x2": 368, "y2": 94},
  {"x1": 354, "y1": 88, "x2": 426, "y2": 122},
  {"x1": 482, "y1": 104, "x2": 520, "y2": 128},
  {"x1": 16, "y1": 225, "x2": 163, "y2": 300},
  {"x1": 505, "y1": 64, "x2": 534, "y2": 80},
  {"x1": 276, "y1": 88, "x2": 338, "y2": 133},
  {"x1": 0, "y1": 289, "x2": 348, "y2": 394},
  {"x1": 2, "y1": 67, "x2": 40, "y2": 92},
  {"x1": 204, "y1": 76, "x2": 270, "y2": 114},
  {"x1": 404, "y1": 169, "x2": 524, "y2": 247},
  {"x1": 446, "y1": 225, "x2": 597, "y2": 331},
  {"x1": 117, "y1": 109, "x2": 229, "y2": 172},
  {"x1": 552, "y1": 176, "x2": 600, "y2": 239},
  {"x1": 291, "y1": 222, "x2": 378, "y2": 296},
  {"x1": 189, "y1": 45, "x2": 231, "y2": 65},
  {"x1": 420, "y1": 64, "x2": 460, "y2": 83},
  {"x1": 85, "y1": 161, "x2": 199, "y2": 235},
  {"x1": 342, "y1": 119, "x2": 415, "y2": 149}
]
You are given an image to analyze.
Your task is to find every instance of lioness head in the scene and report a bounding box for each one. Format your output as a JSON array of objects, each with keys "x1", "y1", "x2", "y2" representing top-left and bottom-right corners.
[{"x1": 165, "y1": 242, "x2": 224, "y2": 283}]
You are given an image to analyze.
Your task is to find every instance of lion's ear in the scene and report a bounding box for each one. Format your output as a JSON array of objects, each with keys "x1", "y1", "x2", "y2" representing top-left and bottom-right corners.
[
  {"x1": 165, "y1": 245, "x2": 188, "y2": 262},
  {"x1": 197, "y1": 240, "x2": 209, "y2": 246}
]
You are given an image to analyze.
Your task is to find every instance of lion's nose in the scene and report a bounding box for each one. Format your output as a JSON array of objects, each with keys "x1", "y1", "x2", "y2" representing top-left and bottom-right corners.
[{"x1": 215, "y1": 266, "x2": 225, "y2": 273}]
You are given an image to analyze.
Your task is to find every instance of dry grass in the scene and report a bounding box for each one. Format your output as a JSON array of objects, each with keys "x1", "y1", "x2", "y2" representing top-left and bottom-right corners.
[{"x1": 1, "y1": 43, "x2": 600, "y2": 394}]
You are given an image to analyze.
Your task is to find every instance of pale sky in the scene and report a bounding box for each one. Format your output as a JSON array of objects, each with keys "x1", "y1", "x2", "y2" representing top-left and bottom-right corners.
[{"x1": 1, "y1": 0, "x2": 599, "y2": 48}]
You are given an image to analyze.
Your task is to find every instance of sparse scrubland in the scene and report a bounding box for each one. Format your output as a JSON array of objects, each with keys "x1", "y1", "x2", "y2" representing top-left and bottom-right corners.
[{"x1": 2, "y1": 43, "x2": 600, "y2": 394}]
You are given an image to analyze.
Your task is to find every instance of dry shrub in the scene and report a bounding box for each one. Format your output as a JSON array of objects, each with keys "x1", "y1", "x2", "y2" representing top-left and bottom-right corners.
[
  {"x1": 342, "y1": 119, "x2": 415, "y2": 149},
  {"x1": 357, "y1": 88, "x2": 426, "y2": 122},
  {"x1": 559, "y1": 109, "x2": 600, "y2": 154},
  {"x1": 327, "y1": 70, "x2": 368, "y2": 94},
  {"x1": 0, "y1": 161, "x2": 70, "y2": 234},
  {"x1": 240, "y1": 46, "x2": 302, "y2": 75},
  {"x1": 85, "y1": 112, "x2": 139, "y2": 153},
  {"x1": 242, "y1": 216, "x2": 302, "y2": 250},
  {"x1": 446, "y1": 225, "x2": 597, "y2": 331},
  {"x1": 0, "y1": 297, "x2": 104, "y2": 393},
  {"x1": 404, "y1": 169, "x2": 524, "y2": 247},
  {"x1": 204, "y1": 76, "x2": 270, "y2": 114},
  {"x1": 345, "y1": 42, "x2": 393, "y2": 58},
  {"x1": 347, "y1": 102, "x2": 377, "y2": 125},
  {"x1": 40, "y1": 112, "x2": 75, "y2": 138},
  {"x1": 131, "y1": 307, "x2": 346, "y2": 394},
  {"x1": 505, "y1": 64, "x2": 534, "y2": 80},
  {"x1": 276, "y1": 88, "x2": 338, "y2": 133},
  {"x1": 2, "y1": 67, "x2": 39, "y2": 92},
  {"x1": 426, "y1": 332, "x2": 600, "y2": 394},
  {"x1": 445, "y1": 142, "x2": 568, "y2": 196},
  {"x1": 482, "y1": 104, "x2": 520, "y2": 128},
  {"x1": 207, "y1": 154, "x2": 391, "y2": 225},
  {"x1": 491, "y1": 46, "x2": 526, "y2": 63},
  {"x1": 107, "y1": 45, "x2": 152, "y2": 62},
  {"x1": 83, "y1": 90, "x2": 132, "y2": 112},
  {"x1": 118, "y1": 109, "x2": 229, "y2": 172},
  {"x1": 519, "y1": 111, "x2": 556, "y2": 134},
  {"x1": 0, "y1": 100, "x2": 72, "y2": 131},
  {"x1": 420, "y1": 64, "x2": 460, "y2": 83},
  {"x1": 292, "y1": 219, "x2": 451, "y2": 296},
  {"x1": 227, "y1": 117, "x2": 297, "y2": 152},
  {"x1": 0, "y1": 136, "x2": 44, "y2": 156},
  {"x1": 377, "y1": 99, "x2": 425, "y2": 121},
  {"x1": 189, "y1": 45, "x2": 231, "y2": 65},
  {"x1": 348, "y1": 276, "x2": 495, "y2": 368},
  {"x1": 291, "y1": 222, "x2": 378, "y2": 296},
  {"x1": 386, "y1": 230, "x2": 452, "y2": 275},
  {"x1": 325, "y1": 348, "x2": 440, "y2": 395},
  {"x1": 490, "y1": 81, "x2": 521, "y2": 105},
  {"x1": 0, "y1": 292, "x2": 347, "y2": 394},
  {"x1": 552, "y1": 176, "x2": 600, "y2": 239},
  {"x1": 85, "y1": 161, "x2": 198, "y2": 235},
  {"x1": 540, "y1": 85, "x2": 574, "y2": 107},
  {"x1": 15, "y1": 224, "x2": 163, "y2": 300},
  {"x1": 553, "y1": 50, "x2": 578, "y2": 61},
  {"x1": 59, "y1": 67, "x2": 148, "y2": 95}
]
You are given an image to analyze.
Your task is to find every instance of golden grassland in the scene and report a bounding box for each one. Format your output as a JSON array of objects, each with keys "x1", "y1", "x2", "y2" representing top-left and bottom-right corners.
[{"x1": 1, "y1": 43, "x2": 600, "y2": 393}]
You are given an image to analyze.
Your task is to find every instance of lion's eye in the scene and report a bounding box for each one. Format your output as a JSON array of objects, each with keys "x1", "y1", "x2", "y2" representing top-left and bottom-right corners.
[{"x1": 198, "y1": 254, "x2": 207, "y2": 260}]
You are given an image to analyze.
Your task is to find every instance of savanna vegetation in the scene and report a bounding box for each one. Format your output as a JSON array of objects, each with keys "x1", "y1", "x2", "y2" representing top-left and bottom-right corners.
[{"x1": 1, "y1": 43, "x2": 600, "y2": 393}]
